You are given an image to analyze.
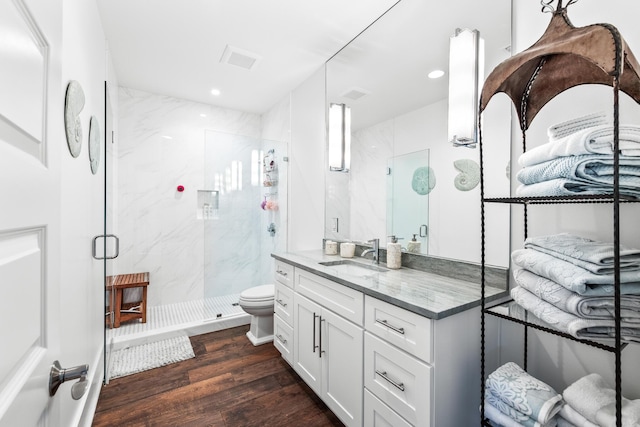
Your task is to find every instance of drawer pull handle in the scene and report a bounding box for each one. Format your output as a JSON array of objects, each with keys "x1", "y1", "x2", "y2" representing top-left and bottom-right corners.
[
  {"x1": 276, "y1": 299, "x2": 287, "y2": 307},
  {"x1": 276, "y1": 270, "x2": 288, "y2": 277},
  {"x1": 375, "y1": 370, "x2": 405, "y2": 392},
  {"x1": 276, "y1": 334, "x2": 287, "y2": 345},
  {"x1": 375, "y1": 319, "x2": 405, "y2": 335}
]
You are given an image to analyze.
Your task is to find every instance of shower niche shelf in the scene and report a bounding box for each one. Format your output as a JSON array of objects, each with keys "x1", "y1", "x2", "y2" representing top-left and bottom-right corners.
[{"x1": 197, "y1": 189, "x2": 219, "y2": 220}]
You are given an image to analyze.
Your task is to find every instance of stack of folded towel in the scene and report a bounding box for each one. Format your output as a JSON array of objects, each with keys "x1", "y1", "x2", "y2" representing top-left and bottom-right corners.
[
  {"x1": 558, "y1": 373, "x2": 640, "y2": 426},
  {"x1": 515, "y1": 112, "x2": 640, "y2": 198},
  {"x1": 483, "y1": 362, "x2": 564, "y2": 427},
  {"x1": 510, "y1": 233, "x2": 640, "y2": 343}
]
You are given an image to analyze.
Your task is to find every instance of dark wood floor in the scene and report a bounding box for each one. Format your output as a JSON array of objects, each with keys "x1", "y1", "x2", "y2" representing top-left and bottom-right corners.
[{"x1": 92, "y1": 326, "x2": 344, "y2": 427}]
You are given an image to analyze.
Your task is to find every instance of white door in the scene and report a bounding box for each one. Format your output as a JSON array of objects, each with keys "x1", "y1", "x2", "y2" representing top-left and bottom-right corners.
[
  {"x1": 293, "y1": 294, "x2": 322, "y2": 395},
  {"x1": 0, "y1": 0, "x2": 64, "y2": 425},
  {"x1": 322, "y1": 308, "x2": 363, "y2": 427}
]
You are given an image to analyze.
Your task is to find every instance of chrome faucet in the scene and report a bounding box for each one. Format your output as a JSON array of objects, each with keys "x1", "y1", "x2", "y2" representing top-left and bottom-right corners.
[{"x1": 361, "y1": 238, "x2": 380, "y2": 264}]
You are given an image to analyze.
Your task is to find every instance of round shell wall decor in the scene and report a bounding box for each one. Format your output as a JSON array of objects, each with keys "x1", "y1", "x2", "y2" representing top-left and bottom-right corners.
[
  {"x1": 64, "y1": 80, "x2": 85, "y2": 158},
  {"x1": 453, "y1": 159, "x2": 480, "y2": 191},
  {"x1": 88, "y1": 115, "x2": 101, "y2": 174},
  {"x1": 411, "y1": 166, "x2": 436, "y2": 195}
]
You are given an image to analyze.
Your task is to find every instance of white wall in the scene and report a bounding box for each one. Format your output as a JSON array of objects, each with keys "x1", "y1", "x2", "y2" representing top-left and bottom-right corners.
[
  {"x1": 499, "y1": 0, "x2": 640, "y2": 399},
  {"x1": 60, "y1": 0, "x2": 110, "y2": 424},
  {"x1": 289, "y1": 67, "x2": 326, "y2": 251}
]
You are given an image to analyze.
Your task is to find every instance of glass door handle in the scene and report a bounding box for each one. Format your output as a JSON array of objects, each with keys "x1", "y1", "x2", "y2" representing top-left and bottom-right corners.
[{"x1": 92, "y1": 234, "x2": 119, "y2": 260}]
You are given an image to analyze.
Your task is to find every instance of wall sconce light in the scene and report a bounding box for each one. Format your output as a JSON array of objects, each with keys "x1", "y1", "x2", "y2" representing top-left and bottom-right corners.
[
  {"x1": 328, "y1": 103, "x2": 351, "y2": 172},
  {"x1": 448, "y1": 28, "x2": 484, "y2": 148}
]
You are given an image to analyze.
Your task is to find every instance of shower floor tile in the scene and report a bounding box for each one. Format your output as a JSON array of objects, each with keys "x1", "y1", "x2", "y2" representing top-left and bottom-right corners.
[{"x1": 107, "y1": 294, "x2": 247, "y2": 342}]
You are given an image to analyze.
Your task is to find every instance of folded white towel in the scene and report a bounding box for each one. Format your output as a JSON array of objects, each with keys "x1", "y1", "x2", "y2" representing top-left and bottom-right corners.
[
  {"x1": 524, "y1": 233, "x2": 640, "y2": 274},
  {"x1": 484, "y1": 399, "x2": 529, "y2": 427},
  {"x1": 563, "y1": 374, "x2": 616, "y2": 422},
  {"x1": 515, "y1": 178, "x2": 640, "y2": 199},
  {"x1": 595, "y1": 398, "x2": 640, "y2": 427},
  {"x1": 487, "y1": 362, "x2": 563, "y2": 425},
  {"x1": 513, "y1": 269, "x2": 640, "y2": 323},
  {"x1": 511, "y1": 249, "x2": 640, "y2": 296},
  {"x1": 556, "y1": 415, "x2": 579, "y2": 427},
  {"x1": 519, "y1": 124, "x2": 640, "y2": 167},
  {"x1": 484, "y1": 399, "x2": 558, "y2": 427},
  {"x1": 548, "y1": 112, "x2": 609, "y2": 141},
  {"x1": 511, "y1": 286, "x2": 640, "y2": 342},
  {"x1": 559, "y1": 405, "x2": 599, "y2": 427}
]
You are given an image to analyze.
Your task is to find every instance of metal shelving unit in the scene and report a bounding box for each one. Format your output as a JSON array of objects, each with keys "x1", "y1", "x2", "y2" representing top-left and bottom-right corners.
[{"x1": 477, "y1": 2, "x2": 640, "y2": 426}]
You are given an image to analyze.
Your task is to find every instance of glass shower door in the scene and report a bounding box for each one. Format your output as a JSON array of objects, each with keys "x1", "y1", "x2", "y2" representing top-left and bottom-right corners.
[
  {"x1": 202, "y1": 131, "x2": 288, "y2": 320},
  {"x1": 386, "y1": 149, "x2": 430, "y2": 254}
]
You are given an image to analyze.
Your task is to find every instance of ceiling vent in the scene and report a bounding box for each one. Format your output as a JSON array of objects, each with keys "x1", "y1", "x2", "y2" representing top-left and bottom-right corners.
[
  {"x1": 340, "y1": 87, "x2": 370, "y2": 101},
  {"x1": 220, "y1": 45, "x2": 262, "y2": 70}
]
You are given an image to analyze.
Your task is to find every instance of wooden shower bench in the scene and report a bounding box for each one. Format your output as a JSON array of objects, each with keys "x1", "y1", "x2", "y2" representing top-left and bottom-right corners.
[{"x1": 106, "y1": 272, "x2": 149, "y2": 328}]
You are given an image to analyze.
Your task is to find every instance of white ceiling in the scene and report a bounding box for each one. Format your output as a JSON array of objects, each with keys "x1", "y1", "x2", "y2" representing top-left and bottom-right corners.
[{"x1": 96, "y1": 0, "x2": 401, "y2": 115}]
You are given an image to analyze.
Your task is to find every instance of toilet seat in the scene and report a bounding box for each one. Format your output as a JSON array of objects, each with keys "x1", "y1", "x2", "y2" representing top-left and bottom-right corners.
[{"x1": 240, "y1": 284, "x2": 274, "y2": 300}]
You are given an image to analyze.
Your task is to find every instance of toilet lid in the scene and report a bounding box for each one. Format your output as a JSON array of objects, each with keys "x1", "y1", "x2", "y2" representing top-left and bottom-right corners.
[{"x1": 240, "y1": 284, "x2": 274, "y2": 300}]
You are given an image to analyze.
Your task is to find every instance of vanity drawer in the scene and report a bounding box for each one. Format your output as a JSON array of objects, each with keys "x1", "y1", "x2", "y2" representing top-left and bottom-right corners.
[
  {"x1": 273, "y1": 314, "x2": 294, "y2": 366},
  {"x1": 364, "y1": 332, "x2": 432, "y2": 427},
  {"x1": 274, "y1": 282, "x2": 294, "y2": 326},
  {"x1": 364, "y1": 388, "x2": 413, "y2": 427},
  {"x1": 274, "y1": 260, "x2": 294, "y2": 288},
  {"x1": 365, "y1": 296, "x2": 432, "y2": 363},
  {"x1": 295, "y1": 269, "x2": 363, "y2": 326}
]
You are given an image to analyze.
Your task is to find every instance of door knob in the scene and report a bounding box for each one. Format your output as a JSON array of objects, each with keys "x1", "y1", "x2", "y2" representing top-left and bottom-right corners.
[{"x1": 49, "y1": 360, "x2": 89, "y2": 400}]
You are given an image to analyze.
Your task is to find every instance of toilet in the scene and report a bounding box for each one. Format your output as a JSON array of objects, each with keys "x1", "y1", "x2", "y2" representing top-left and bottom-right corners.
[{"x1": 238, "y1": 284, "x2": 275, "y2": 346}]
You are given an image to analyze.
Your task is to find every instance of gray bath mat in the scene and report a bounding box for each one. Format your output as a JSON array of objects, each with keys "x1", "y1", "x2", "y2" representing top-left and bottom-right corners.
[{"x1": 109, "y1": 335, "x2": 195, "y2": 379}]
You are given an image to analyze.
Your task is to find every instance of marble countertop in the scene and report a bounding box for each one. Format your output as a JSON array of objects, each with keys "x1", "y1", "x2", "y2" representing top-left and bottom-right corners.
[{"x1": 272, "y1": 250, "x2": 508, "y2": 320}]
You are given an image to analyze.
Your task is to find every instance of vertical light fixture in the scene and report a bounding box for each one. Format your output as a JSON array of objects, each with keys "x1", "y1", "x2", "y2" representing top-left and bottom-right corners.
[
  {"x1": 448, "y1": 28, "x2": 484, "y2": 148},
  {"x1": 329, "y1": 103, "x2": 351, "y2": 171}
]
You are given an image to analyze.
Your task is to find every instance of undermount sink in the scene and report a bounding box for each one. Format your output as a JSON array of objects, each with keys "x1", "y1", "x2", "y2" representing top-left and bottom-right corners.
[{"x1": 319, "y1": 259, "x2": 389, "y2": 275}]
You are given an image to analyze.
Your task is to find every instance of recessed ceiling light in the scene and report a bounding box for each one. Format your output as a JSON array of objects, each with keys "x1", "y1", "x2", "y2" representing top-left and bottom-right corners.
[
  {"x1": 428, "y1": 70, "x2": 445, "y2": 79},
  {"x1": 211, "y1": 88, "x2": 221, "y2": 96},
  {"x1": 200, "y1": 113, "x2": 207, "y2": 117}
]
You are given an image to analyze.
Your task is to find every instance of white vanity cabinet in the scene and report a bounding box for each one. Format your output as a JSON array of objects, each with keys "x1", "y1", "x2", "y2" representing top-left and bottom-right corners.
[
  {"x1": 293, "y1": 269, "x2": 364, "y2": 427},
  {"x1": 272, "y1": 258, "x2": 482, "y2": 427},
  {"x1": 273, "y1": 261, "x2": 295, "y2": 365},
  {"x1": 364, "y1": 296, "x2": 481, "y2": 427}
]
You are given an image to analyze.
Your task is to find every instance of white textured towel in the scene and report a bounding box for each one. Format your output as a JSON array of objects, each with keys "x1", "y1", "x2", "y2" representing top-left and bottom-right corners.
[
  {"x1": 563, "y1": 374, "x2": 616, "y2": 422},
  {"x1": 548, "y1": 112, "x2": 609, "y2": 141},
  {"x1": 524, "y1": 233, "x2": 640, "y2": 274},
  {"x1": 558, "y1": 405, "x2": 599, "y2": 427},
  {"x1": 519, "y1": 124, "x2": 640, "y2": 167},
  {"x1": 513, "y1": 269, "x2": 640, "y2": 322},
  {"x1": 511, "y1": 286, "x2": 640, "y2": 342},
  {"x1": 486, "y1": 362, "x2": 563, "y2": 425},
  {"x1": 484, "y1": 399, "x2": 558, "y2": 427},
  {"x1": 595, "y1": 398, "x2": 640, "y2": 427},
  {"x1": 511, "y1": 249, "x2": 640, "y2": 296}
]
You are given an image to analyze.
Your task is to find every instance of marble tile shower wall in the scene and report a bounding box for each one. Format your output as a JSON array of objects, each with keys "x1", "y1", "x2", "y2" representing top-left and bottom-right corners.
[{"x1": 117, "y1": 87, "x2": 262, "y2": 306}]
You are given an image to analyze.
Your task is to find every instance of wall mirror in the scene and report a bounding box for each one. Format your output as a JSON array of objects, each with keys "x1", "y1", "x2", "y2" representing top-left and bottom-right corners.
[{"x1": 325, "y1": 0, "x2": 512, "y2": 266}]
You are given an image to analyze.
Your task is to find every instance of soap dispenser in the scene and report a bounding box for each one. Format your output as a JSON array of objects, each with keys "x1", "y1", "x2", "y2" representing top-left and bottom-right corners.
[
  {"x1": 407, "y1": 234, "x2": 421, "y2": 254},
  {"x1": 386, "y1": 235, "x2": 402, "y2": 269}
]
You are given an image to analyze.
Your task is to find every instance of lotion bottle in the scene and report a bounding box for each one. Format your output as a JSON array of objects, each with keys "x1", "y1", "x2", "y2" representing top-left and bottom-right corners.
[
  {"x1": 386, "y1": 235, "x2": 402, "y2": 269},
  {"x1": 407, "y1": 234, "x2": 421, "y2": 254}
]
